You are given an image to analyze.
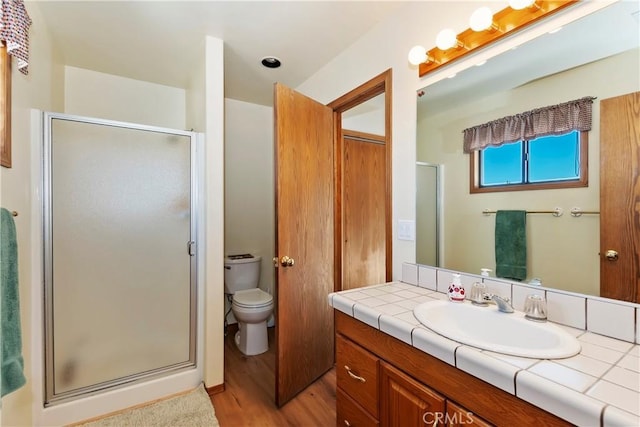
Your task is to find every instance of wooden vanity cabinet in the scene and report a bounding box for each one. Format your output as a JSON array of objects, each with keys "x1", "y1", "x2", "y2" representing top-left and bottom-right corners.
[
  {"x1": 380, "y1": 361, "x2": 445, "y2": 426},
  {"x1": 335, "y1": 311, "x2": 571, "y2": 427}
]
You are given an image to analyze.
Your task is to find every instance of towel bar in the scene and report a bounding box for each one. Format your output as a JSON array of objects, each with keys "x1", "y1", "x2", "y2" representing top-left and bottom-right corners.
[{"x1": 482, "y1": 207, "x2": 563, "y2": 217}]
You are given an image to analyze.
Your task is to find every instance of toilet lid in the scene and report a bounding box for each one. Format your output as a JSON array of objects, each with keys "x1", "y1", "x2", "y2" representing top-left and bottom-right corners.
[{"x1": 233, "y1": 288, "x2": 273, "y2": 307}]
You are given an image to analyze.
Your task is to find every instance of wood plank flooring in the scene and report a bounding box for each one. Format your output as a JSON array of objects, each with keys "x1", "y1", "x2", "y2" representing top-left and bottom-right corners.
[{"x1": 210, "y1": 327, "x2": 337, "y2": 426}]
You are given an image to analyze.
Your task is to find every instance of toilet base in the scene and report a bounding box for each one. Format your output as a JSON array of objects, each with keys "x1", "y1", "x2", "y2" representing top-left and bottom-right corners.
[{"x1": 235, "y1": 320, "x2": 269, "y2": 356}]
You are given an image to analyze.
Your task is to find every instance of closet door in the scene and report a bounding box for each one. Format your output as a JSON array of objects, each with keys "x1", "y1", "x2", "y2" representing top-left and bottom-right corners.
[
  {"x1": 342, "y1": 131, "x2": 387, "y2": 290},
  {"x1": 600, "y1": 91, "x2": 640, "y2": 302}
]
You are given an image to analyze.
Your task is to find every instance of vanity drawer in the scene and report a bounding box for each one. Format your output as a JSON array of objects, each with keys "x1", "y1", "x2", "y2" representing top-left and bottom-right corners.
[
  {"x1": 336, "y1": 334, "x2": 379, "y2": 417},
  {"x1": 337, "y1": 387, "x2": 379, "y2": 427}
]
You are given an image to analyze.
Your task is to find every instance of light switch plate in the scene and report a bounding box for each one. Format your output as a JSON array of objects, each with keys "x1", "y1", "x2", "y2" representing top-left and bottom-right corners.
[{"x1": 398, "y1": 220, "x2": 415, "y2": 241}]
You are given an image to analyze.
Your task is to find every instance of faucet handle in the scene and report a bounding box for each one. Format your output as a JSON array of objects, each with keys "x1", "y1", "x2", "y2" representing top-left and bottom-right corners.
[
  {"x1": 524, "y1": 294, "x2": 547, "y2": 322},
  {"x1": 469, "y1": 282, "x2": 488, "y2": 305}
]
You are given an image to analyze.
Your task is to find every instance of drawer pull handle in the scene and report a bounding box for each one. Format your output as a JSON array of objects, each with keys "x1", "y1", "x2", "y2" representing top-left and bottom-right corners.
[
  {"x1": 344, "y1": 420, "x2": 351, "y2": 426},
  {"x1": 344, "y1": 365, "x2": 366, "y2": 383}
]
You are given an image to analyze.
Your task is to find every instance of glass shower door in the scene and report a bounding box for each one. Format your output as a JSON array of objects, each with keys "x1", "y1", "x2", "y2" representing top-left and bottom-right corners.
[
  {"x1": 416, "y1": 162, "x2": 440, "y2": 266},
  {"x1": 44, "y1": 114, "x2": 197, "y2": 404}
]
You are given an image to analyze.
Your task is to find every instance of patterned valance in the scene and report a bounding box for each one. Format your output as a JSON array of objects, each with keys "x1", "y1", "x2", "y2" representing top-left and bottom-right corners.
[
  {"x1": 463, "y1": 96, "x2": 596, "y2": 153},
  {"x1": 0, "y1": 0, "x2": 31, "y2": 75}
]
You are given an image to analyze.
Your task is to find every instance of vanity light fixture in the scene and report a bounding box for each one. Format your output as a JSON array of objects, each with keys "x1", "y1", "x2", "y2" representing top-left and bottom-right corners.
[
  {"x1": 436, "y1": 28, "x2": 465, "y2": 50},
  {"x1": 469, "y1": 7, "x2": 499, "y2": 32},
  {"x1": 408, "y1": 45, "x2": 435, "y2": 66},
  {"x1": 508, "y1": 0, "x2": 537, "y2": 10},
  {"x1": 412, "y1": 0, "x2": 579, "y2": 77}
]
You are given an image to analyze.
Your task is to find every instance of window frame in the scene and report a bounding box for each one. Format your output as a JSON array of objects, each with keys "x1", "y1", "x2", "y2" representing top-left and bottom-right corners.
[{"x1": 469, "y1": 131, "x2": 589, "y2": 193}]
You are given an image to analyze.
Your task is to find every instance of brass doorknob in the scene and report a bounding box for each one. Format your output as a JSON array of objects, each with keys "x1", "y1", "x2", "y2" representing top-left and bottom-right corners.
[
  {"x1": 605, "y1": 250, "x2": 619, "y2": 261},
  {"x1": 280, "y1": 256, "x2": 295, "y2": 267}
]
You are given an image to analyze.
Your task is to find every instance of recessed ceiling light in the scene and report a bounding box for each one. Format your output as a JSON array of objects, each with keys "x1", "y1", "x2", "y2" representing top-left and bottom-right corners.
[{"x1": 261, "y1": 56, "x2": 281, "y2": 69}]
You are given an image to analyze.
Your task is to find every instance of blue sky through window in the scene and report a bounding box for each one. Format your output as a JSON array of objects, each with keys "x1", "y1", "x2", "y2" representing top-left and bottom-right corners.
[
  {"x1": 481, "y1": 142, "x2": 522, "y2": 185},
  {"x1": 480, "y1": 132, "x2": 579, "y2": 186}
]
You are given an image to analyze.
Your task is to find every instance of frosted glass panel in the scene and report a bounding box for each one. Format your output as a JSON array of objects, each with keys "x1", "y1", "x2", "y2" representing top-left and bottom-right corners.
[{"x1": 48, "y1": 118, "x2": 194, "y2": 398}]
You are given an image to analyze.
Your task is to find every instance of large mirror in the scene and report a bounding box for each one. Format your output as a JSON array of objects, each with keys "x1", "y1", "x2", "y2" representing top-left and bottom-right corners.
[{"x1": 416, "y1": 1, "x2": 639, "y2": 299}]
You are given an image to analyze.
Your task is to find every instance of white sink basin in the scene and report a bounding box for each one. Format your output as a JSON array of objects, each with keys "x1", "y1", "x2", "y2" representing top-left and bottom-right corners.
[{"x1": 413, "y1": 300, "x2": 581, "y2": 359}]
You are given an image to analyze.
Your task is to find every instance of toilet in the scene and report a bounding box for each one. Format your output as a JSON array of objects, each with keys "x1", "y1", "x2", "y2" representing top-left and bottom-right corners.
[{"x1": 224, "y1": 254, "x2": 273, "y2": 356}]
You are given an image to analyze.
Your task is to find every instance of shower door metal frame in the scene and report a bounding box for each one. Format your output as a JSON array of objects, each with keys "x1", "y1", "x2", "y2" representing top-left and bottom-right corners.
[
  {"x1": 42, "y1": 112, "x2": 199, "y2": 405},
  {"x1": 416, "y1": 161, "x2": 443, "y2": 267}
]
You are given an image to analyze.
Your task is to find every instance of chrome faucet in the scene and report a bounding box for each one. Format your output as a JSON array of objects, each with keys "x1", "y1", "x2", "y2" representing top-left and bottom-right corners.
[{"x1": 483, "y1": 294, "x2": 514, "y2": 313}]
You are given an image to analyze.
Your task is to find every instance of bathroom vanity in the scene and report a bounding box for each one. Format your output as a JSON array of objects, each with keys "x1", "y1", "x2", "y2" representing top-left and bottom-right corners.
[
  {"x1": 336, "y1": 312, "x2": 567, "y2": 426},
  {"x1": 330, "y1": 277, "x2": 640, "y2": 427}
]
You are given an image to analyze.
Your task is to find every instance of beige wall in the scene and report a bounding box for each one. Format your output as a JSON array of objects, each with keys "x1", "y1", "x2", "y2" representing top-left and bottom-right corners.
[
  {"x1": 0, "y1": 2, "x2": 63, "y2": 425},
  {"x1": 417, "y1": 48, "x2": 640, "y2": 296},
  {"x1": 224, "y1": 98, "x2": 274, "y2": 301},
  {"x1": 296, "y1": 1, "x2": 509, "y2": 280},
  {"x1": 202, "y1": 35, "x2": 225, "y2": 389},
  {"x1": 64, "y1": 66, "x2": 186, "y2": 128}
]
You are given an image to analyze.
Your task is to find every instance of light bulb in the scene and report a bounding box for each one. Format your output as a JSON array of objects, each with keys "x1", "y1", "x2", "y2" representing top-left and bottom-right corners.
[
  {"x1": 436, "y1": 28, "x2": 458, "y2": 50},
  {"x1": 469, "y1": 7, "x2": 493, "y2": 32},
  {"x1": 508, "y1": 0, "x2": 535, "y2": 10},
  {"x1": 408, "y1": 45, "x2": 427, "y2": 66}
]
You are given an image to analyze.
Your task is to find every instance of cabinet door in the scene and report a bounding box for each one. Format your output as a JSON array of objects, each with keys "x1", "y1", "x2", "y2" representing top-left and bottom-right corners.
[
  {"x1": 446, "y1": 401, "x2": 493, "y2": 427},
  {"x1": 380, "y1": 362, "x2": 445, "y2": 427}
]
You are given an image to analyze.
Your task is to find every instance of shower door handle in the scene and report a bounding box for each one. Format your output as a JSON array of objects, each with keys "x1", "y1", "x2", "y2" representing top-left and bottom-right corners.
[{"x1": 188, "y1": 241, "x2": 196, "y2": 256}]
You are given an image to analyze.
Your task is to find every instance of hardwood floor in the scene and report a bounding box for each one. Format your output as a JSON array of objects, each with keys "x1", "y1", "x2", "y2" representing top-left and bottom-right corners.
[{"x1": 210, "y1": 326, "x2": 337, "y2": 426}]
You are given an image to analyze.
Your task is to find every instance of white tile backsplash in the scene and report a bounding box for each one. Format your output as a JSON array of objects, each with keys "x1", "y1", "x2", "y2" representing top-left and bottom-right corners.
[
  {"x1": 418, "y1": 265, "x2": 437, "y2": 290},
  {"x1": 512, "y1": 284, "x2": 545, "y2": 312},
  {"x1": 546, "y1": 291, "x2": 586, "y2": 329},
  {"x1": 436, "y1": 270, "x2": 477, "y2": 294},
  {"x1": 401, "y1": 262, "x2": 418, "y2": 285},
  {"x1": 587, "y1": 299, "x2": 636, "y2": 342},
  {"x1": 481, "y1": 279, "x2": 512, "y2": 301}
]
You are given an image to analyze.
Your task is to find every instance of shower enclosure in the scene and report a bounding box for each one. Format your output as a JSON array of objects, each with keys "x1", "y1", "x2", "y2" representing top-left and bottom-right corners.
[
  {"x1": 43, "y1": 113, "x2": 198, "y2": 405},
  {"x1": 416, "y1": 162, "x2": 441, "y2": 266}
]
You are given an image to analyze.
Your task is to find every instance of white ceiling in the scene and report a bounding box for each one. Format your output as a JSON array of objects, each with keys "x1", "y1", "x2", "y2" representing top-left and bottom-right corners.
[{"x1": 32, "y1": 1, "x2": 407, "y2": 106}]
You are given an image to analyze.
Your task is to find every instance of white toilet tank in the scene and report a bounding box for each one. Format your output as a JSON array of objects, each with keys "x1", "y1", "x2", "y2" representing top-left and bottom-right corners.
[{"x1": 224, "y1": 254, "x2": 262, "y2": 294}]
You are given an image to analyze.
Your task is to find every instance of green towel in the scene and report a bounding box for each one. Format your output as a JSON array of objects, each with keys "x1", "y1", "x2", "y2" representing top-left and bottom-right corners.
[
  {"x1": 1, "y1": 208, "x2": 26, "y2": 397},
  {"x1": 495, "y1": 210, "x2": 527, "y2": 281}
]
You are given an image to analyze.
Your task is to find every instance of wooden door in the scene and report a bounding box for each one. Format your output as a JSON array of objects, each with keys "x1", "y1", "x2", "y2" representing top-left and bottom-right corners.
[
  {"x1": 342, "y1": 131, "x2": 387, "y2": 290},
  {"x1": 273, "y1": 83, "x2": 335, "y2": 406},
  {"x1": 600, "y1": 91, "x2": 640, "y2": 302}
]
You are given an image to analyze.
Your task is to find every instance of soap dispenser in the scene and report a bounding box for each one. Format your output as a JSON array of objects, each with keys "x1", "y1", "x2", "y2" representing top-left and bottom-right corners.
[
  {"x1": 447, "y1": 273, "x2": 466, "y2": 302},
  {"x1": 480, "y1": 268, "x2": 492, "y2": 277}
]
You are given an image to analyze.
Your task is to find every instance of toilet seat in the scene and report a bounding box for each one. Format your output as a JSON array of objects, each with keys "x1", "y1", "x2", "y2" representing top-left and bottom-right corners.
[{"x1": 233, "y1": 288, "x2": 273, "y2": 309}]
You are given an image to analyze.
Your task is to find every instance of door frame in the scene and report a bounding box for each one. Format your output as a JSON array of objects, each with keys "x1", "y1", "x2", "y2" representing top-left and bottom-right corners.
[{"x1": 328, "y1": 69, "x2": 393, "y2": 292}]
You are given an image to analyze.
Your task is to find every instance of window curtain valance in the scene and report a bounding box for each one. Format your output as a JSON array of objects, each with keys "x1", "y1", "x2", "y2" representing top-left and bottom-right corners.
[
  {"x1": 463, "y1": 96, "x2": 595, "y2": 153},
  {"x1": 0, "y1": 0, "x2": 31, "y2": 75}
]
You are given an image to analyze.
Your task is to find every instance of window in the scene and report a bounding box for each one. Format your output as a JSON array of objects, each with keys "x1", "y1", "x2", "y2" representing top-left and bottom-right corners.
[{"x1": 470, "y1": 131, "x2": 588, "y2": 193}]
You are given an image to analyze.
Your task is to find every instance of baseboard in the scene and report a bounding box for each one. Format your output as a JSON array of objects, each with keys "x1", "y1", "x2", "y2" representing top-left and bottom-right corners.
[{"x1": 206, "y1": 383, "x2": 225, "y2": 397}]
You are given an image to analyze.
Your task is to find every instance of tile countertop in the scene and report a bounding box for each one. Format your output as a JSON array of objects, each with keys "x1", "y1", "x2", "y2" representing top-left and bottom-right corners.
[{"x1": 329, "y1": 281, "x2": 640, "y2": 427}]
